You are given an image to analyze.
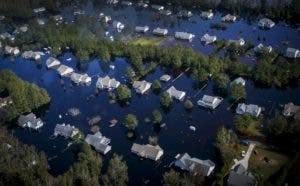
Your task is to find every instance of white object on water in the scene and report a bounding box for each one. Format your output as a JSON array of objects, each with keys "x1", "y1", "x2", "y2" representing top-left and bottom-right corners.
[
  {"x1": 189, "y1": 126, "x2": 196, "y2": 131},
  {"x1": 66, "y1": 58, "x2": 72, "y2": 61},
  {"x1": 59, "y1": 114, "x2": 62, "y2": 119},
  {"x1": 109, "y1": 64, "x2": 115, "y2": 69}
]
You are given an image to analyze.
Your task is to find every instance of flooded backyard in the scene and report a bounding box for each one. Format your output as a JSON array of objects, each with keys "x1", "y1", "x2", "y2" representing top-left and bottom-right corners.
[{"x1": 1, "y1": 2, "x2": 300, "y2": 186}]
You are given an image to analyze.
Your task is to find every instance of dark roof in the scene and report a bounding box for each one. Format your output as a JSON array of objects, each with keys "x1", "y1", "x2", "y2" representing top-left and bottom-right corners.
[{"x1": 228, "y1": 170, "x2": 256, "y2": 186}]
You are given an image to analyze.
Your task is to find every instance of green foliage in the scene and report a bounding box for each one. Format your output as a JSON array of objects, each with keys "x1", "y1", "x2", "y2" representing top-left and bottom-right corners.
[
  {"x1": 148, "y1": 136, "x2": 158, "y2": 146},
  {"x1": 116, "y1": 85, "x2": 131, "y2": 102},
  {"x1": 0, "y1": 70, "x2": 50, "y2": 121},
  {"x1": 230, "y1": 82, "x2": 246, "y2": 100},
  {"x1": 163, "y1": 169, "x2": 204, "y2": 186},
  {"x1": 152, "y1": 79, "x2": 161, "y2": 90},
  {"x1": 103, "y1": 154, "x2": 128, "y2": 186},
  {"x1": 184, "y1": 100, "x2": 193, "y2": 110},
  {"x1": 234, "y1": 113, "x2": 261, "y2": 136},
  {"x1": 163, "y1": 169, "x2": 181, "y2": 186},
  {"x1": 214, "y1": 73, "x2": 229, "y2": 90},
  {"x1": 124, "y1": 114, "x2": 138, "y2": 130},
  {"x1": 160, "y1": 92, "x2": 172, "y2": 108},
  {"x1": 152, "y1": 109, "x2": 163, "y2": 124}
]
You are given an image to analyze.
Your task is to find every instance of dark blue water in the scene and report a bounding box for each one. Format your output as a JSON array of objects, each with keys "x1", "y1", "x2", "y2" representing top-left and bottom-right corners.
[{"x1": 1, "y1": 3, "x2": 300, "y2": 185}]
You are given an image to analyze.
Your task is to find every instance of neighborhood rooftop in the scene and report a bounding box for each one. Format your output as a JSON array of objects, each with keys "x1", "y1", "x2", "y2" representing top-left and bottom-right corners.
[
  {"x1": 85, "y1": 132, "x2": 112, "y2": 155},
  {"x1": 96, "y1": 76, "x2": 120, "y2": 90},
  {"x1": 197, "y1": 95, "x2": 223, "y2": 109},
  {"x1": 54, "y1": 123, "x2": 79, "y2": 138},
  {"x1": 133, "y1": 80, "x2": 152, "y2": 94},
  {"x1": 18, "y1": 113, "x2": 43, "y2": 130},
  {"x1": 236, "y1": 103, "x2": 262, "y2": 117},
  {"x1": 131, "y1": 143, "x2": 164, "y2": 161},
  {"x1": 166, "y1": 86, "x2": 186, "y2": 101}
]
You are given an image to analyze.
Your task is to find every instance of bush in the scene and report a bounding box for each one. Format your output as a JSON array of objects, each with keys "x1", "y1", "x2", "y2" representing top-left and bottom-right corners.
[
  {"x1": 230, "y1": 82, "x2": 246, "y2": 100},
  {"x1": 124, "y1": 114, "x2": 138, "y2": 130},
  {"x1": 152, "y1": 79, "x2": 161, "y2": 90},
  {"x1": 160, "y1": 92, "x2": 172, "y2": 108},
  {"x1": 116, "y1": 85, "x2": 131, "y2": 102},
  {"x1": 152, "y1": 109, "x2": 163, "y2": 124},
  {"x1": 184, "y1": 100, "x2": 193, "y2": 110}
]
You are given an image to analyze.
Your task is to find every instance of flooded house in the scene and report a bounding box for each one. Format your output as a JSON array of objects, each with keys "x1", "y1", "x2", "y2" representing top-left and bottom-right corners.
[
  {"x1": 285, "y1": 47, "x2": 300, "y2": 58},
  {"x1": 113, "y1": 21, "x2": 125, "y2": 31},
  {"x1": 166, "y1": 86, "x2": 186, "y2": 101},
  {"x1": 231, "y1": 77, "x2": 246, "y2": 86},
  {"x1": 18, "y1": 113, "x2": 44, "y2": 130},
  {"x1": 0, "y1": 32, "x2": 15, "y2": 41},
  {"x1": 36, "y1": 18, "x2": 45, "y2": 25},
  {"x1": 174, "y1": 153, "x2": 215, "y2": 176},
  {"x1": 46, "y1": 57, "x2": 61, "y2": 69},
  {"x1": 107, "y1": 0, "x2": 119, "y2": 5},
  {"x1": 160, "y1": 10, "x2": 172, "y2": 16},
  {"x1": 22, "y1": 51, "x2": 41, "y2": 60},
  {"x1": 5, "y1": 46, "x2": 20, "y2": 56},
  {"x1": 175, "y1": 32, "x2": 195, "y2": 42},
  {"x1": 85, "y1": 132, "x2": 112, "y2": 155},
  {"x1": 131, "y1": 143, "x2": 164, "y2": 161},
  {"x1": 96, "y1": 76, "x2": 120, "y2": 90},
  {"x1": 227, "y1": 164, "x2": 256, "y2": 186},
  {"x1": 121, "y1": 1, "x2": 132, "y2": 6},
  {"x1": 151, "y1": 5, "x2": 164, "y2": 11},
  {"x1": 99, "y1": 13, "x2": 112, "y2": 23},
  {"x1": 73, "y1": 10, "x2": 85, "y2": 16},
  {"x1": 283, "y1": 102, "x2": 300, "y2": 118},
  {"x1": 228, "y1": 38, "x2": 245, "y2": 46},
  {"x1": 201, "y1": 34, "x2": 217, "y2": 45},
  {"x1": 197, "y1": 95, "x2": 223, "y2": 109},
  {"x1": 153, "y1": 27, "x2": 168, "y2": 36},
  {"x1": 236, "y1": 103, "x2": 262, "y2": 117},
  {"x1": 201, "y1": 10, "x2": 214, "y2": 19},
  {"x1": 258, "y1": 18, "x2": 275, "y2": 29},
  {"x1": 133, "y1": 80, "x2": 152, "y2": 94},
  {"x1": 135, "y1": 26, "x2": 149, "y2": 33},
  {"x1": 160, "y1": 74, "x2": 171, "y2": 82},
  {"x1": 222, "y1": 14, "x2": 237, "y2": 22},
  {"x1": 33, "y1": 7, "x2": 46, "y2": 14},
  {"x1": 19, "y1": 25, "x2": 28, "y2": 33},
  {"x1": 54, "y1": 123, "x2": 79, "y2": 138},
  {"x1": 137, "y1": 2, "x2": 148, "y2": 8},
  {"x1": 56, "y1": 65, "x2": 74, "y2": 76},
  {"x1": 0, "y1": 15, "x2": 5, "y2": 21},
  {"x1": 254, "y1": 43, "x2": 273, "y2": 53},
  {"x1": 70, "y1": 73, "x2": 92, "y2": 85},
  {"x1": 177, "y1": 10, "x2": 193, "y2": 18}
]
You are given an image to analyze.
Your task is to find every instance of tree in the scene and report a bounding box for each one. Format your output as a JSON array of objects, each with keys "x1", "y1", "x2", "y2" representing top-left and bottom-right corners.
[
  {"x1": 116, "y1": 85, "x2": 131, "y2": 102},
  {"x1": 160, "y1": 92, "x2": 172, "y2": 108},
  {"x1": 230, "y1": 82, "x2": 246, "y2": 100},
  {"x1": 152, "y1": 79, "x2": 161, "y2": 91},
  {"x1": 148, "y1": 136, "x2": 158, "y2": 146},
  {"x1": 103, "y1": 154, "x2": 128, "y2": 186},
  {"x1": 234, "y1": 113, "x2": 261, "y2": 136},
  {"x1": 124, "y1": 114, "x2": 138, "y2": 130},
  {"x1": 268, "y1": 111, "x2": 288, "y2": 136},
  {"x1": 184, "y1": 100, "x2": 193, "y2": 110},
  {"x1": 214, "y1": 73, "x2": 229, "y2": 90},
  {"x1": 152, "y1": 109, "x2": 163, "y2": 124},
  {"x1": 163, "y1": 169, "x2": 181, "y2": 186}
]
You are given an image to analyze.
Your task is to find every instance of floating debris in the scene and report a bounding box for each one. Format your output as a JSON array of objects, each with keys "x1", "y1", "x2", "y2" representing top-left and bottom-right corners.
[
  {"x1": 109, "y1": 119, "x2": 118, "y2": 127},
  {"x1": 66, "y1": 58, "x2": 72, "y2": 61},
  {"x1": 68, "y1": 108, "x2": 80, "y2": 116},
  {"x1": 59, "y1": 114, "x2": 62, "y2": 119},
  {"x1": 189, "y1": 126, "x2": 196, "y2": 131},
  {"x1": 91, "y1": 125, "x2": 100, "y2": 133},
  {"x1": 161, "y1": 123, "x2": 166, "y2": 128},
  {"x1": 88, "y1": 115, "x2": 101, "y2": 126}
]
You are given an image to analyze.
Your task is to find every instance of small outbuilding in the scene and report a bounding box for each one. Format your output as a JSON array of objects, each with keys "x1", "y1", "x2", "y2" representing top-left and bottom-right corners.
[
  {"x1": 153, "y1": 27, "x2": 168, "y2": 36},
  {"x1": 201, "y1": 34, "x2": 217, "y2": 45}
]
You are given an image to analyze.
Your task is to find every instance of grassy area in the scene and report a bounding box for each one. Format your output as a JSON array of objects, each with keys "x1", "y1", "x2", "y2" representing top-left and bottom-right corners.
[
  {"x1": 249, "y1": 145, "x2": 289, "y2": 182},
  {"x1": 131, "y1": 37, "x2": 162, "y2": 46}
]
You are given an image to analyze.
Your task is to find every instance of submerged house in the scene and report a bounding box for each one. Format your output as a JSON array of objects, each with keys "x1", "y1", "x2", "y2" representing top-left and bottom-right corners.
[
  {"x1": 99, "y1": 13, "x2": 112, "y2": 23},
  {"x1": 131, "y1": 143, "x2": 164, "y2": 161},
  {"x1": 46, "y1": 57, "x2": 61, "y2": 69},
  {"x1": 285, "y1": 47, "x2": 300, "y2": 58},
  {"x1": 153, "y1": 27, "x2": 168, "y2": 36},
  {"x1": 151, "y1": 5, "x2": 164, "y2": 11},
  {"x1": 236, "y1": 103, "x2": 262, "y2": 117},
  {"x1": 0, "y1": 32, "x2": 15, "y2": 41},
  {"x1": 197, "y1": 95, "x2": 223, "y2": 109},
  {"x1": 36, "y1": 18, "x2": 45, "y2": 25},
  {"x1": 201, "y1": 10, "x2": 214, "y2": 19},
  {"x1": 57, "y1": 65, "x2": 74, "y2": 76},
  {"x1": 227, "y1": 164, "x2": 257, "y2": 186},
  {"x1": 96, "y1": 76, "x2": 120, "y2": 90},
  {"x1": 85, "y1": 132, "x2": 112, "y2": 155},
  {"x1": 166, "y1": 86, "x2": 186, "y2": 101},
  {"x1": 19, "y1": 25, "x2": 29, "y2": 33},
  {"x1": 231, "y1": 77, "x2": 246, "y2": 86},
  {"x1": 53, "y1": 15, "x2": 63, "y2": 22},
  {"x1": 283, "y1": 102, "x2": 300, "y2": 117},
  {"x1": 18, "y1": 113, "x2": 43, "y2": 130},
  {"x1": 54, "y1": 123, "x2": 79, "y2": 138},
  {"x1": 228, "y1": 38, "x2": 245, "y2": 46},
  {"x1": 5, "y1": 46, "x2": 20, "y2": 55},
  {"x1": 113, "y1": 21, "x2": 125, "y2": 31},
  {"x1": 177, "y1": 10, "x2": 193, "y2": 18},
  {"x1": 258, "y1": 18, "x2": 275, "y2": 29},
  {"x1": 107, "y1": 0, "x2": 119, "y2": 5},
  {"x1": 254, "y1": 43, "x2": 273, "y2": 53},
  {"x1": 135, "y1": 26, "x2": 149, "y2": 33},
  {"x1": 174, "y1": 153, "x2": 215, "y2": 176},
  {"x1": 33, "y1": 7, "x2": 46, "y2": 13},
  {"x1": 22, "y1": 51, "x2": 41, "y2": 60},
  {"x1": 133, "y1": 80, "x2": 152, "y2": 94},
  {"x1": 160, "y1": 9, "x2": 172, "y2": 16},
  {"x1": 160, "y1": 74, "x2": 171, "y2": 82},
  {"x1": 222, "y1": 14, "x2": 237, "y2": 22},
  {"x1": 201, "y1": 34, "x2": 217, "y2": 45},
  {"x1": 71, "y1": 73, "x2": 91, "y2": 85},
  {"x1": 175, "y1": 32, "x2": 195, "y2": 42}
]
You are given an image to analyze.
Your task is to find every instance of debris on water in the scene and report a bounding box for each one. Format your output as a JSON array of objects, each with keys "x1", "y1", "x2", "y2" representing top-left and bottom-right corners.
[
  {"x1": 109, "y1": 119, "x2": 118, "y2": 127},
  {"x1": 161, "y1": 123, "x2": 166, "y2": 128},
  {"x1": 189, "y1": 126, "x2": 196, "y2": 131},
  {"x1": 59, "y1": 114, "x2": 62, "y2": 119},
  {"x1": 67, "y1": 142, "x2": 73, "y2": 147},
  {"x1": 109, "y1": 64, "x2": 115, "y2": 69},
  {"x1": 88, "y1": 115, "x2": 101, "y2": 126},
  {"x1": 91, "y1": 125, "x2": 100, "y2": 133},
  {"x1": 66, "y1": 58, "x2": 71, "y2": 61},
  {"x1": 68, "y1": 107, "x2": 80, "y2": 116}
]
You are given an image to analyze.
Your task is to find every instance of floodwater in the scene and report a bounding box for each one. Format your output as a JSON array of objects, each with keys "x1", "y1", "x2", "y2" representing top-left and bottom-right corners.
[{"x1": 1, "y1": 2, "x2": 300, "y2": 186}]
